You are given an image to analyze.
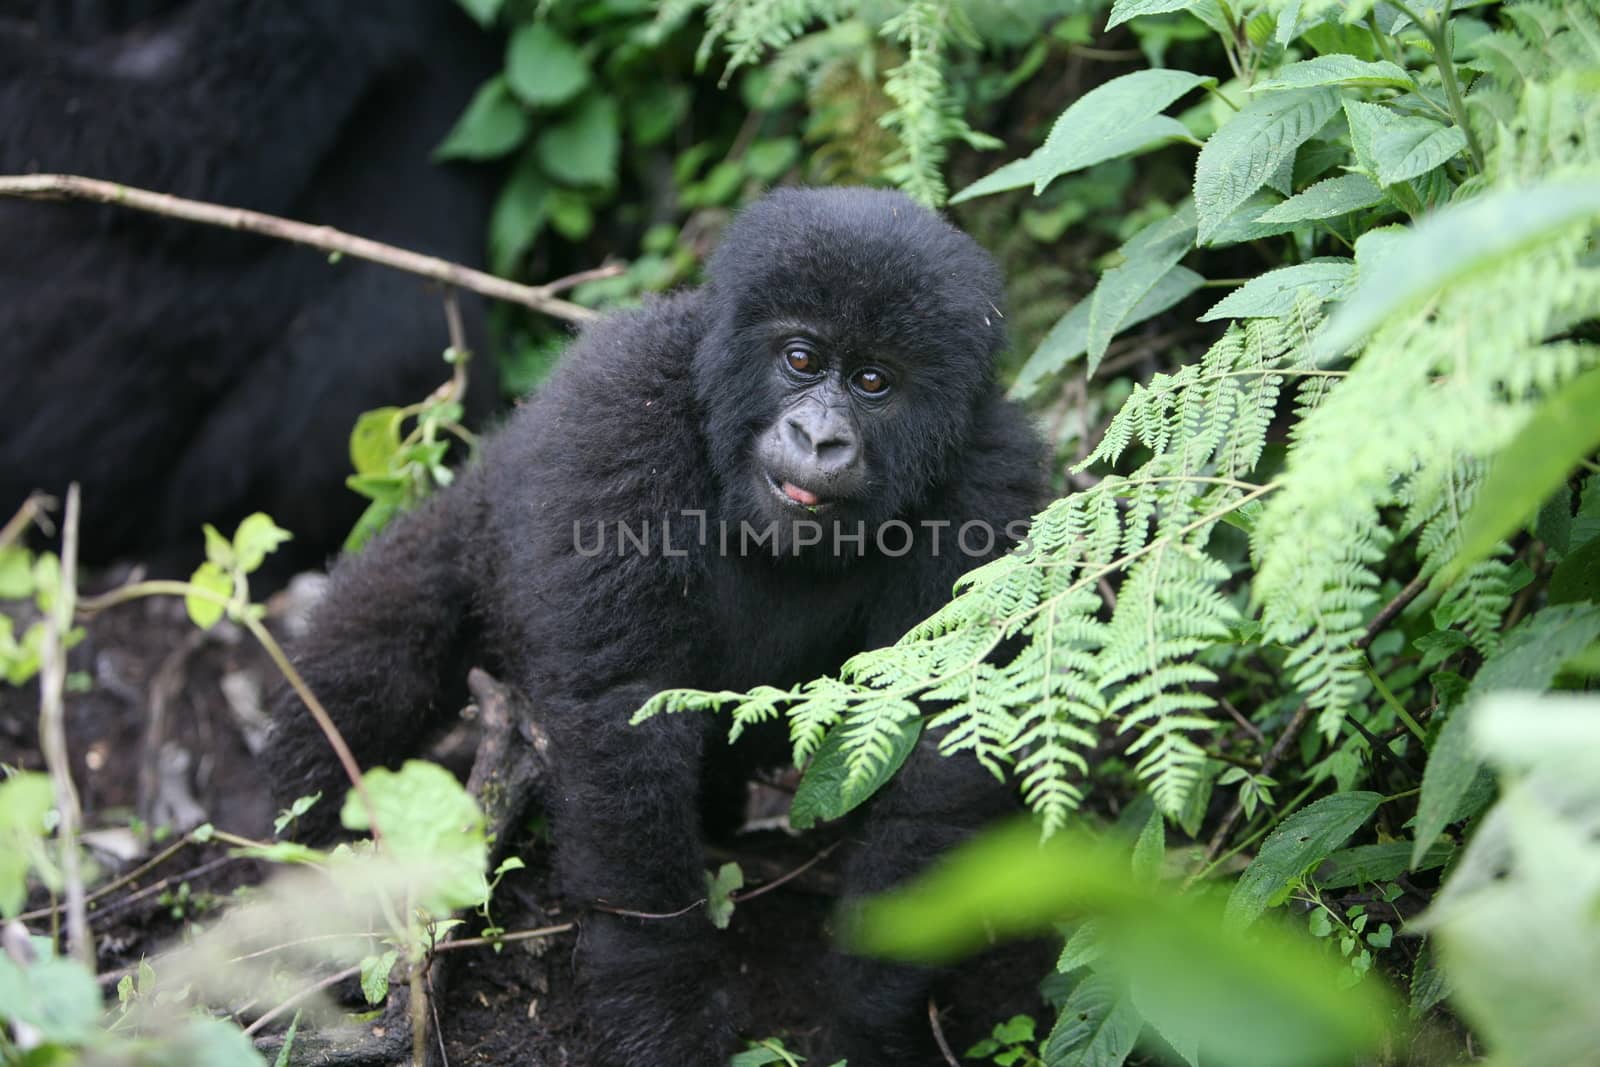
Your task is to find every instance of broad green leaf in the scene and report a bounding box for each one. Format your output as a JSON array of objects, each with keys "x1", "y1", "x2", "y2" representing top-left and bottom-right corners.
[
  {"x1": 1200, "y1": 258, "x2": 1354, "y2": 320},
  {"x1": 536, "y1": 93, "x2": 620, "y2": 187},
  {"x1": 202, "y1": 523, "x2": 235, "y2": 569},
  {"x1": 360, "y1": 949, "x2": 399, "y2": 1005},
  {"x1": 433, "y1": 76, "x2": 529, "y2": 161},
  {"x1": 952, "y1": 70, "x2": 1211, "y2": 203},
  {"x1": 790, "y1": 718, "x2": 921, "y2": 829},
  {"x1": 186, "y1": 560, "x2": 232, "y2": 630},
  {"x1": 1011, "y1": 266, "x2": 1203, "y2": 398},
  {"x1": 1255, "y1": 173, "x2": 1385, "y2": 224},
  {"x1": 232, "y1": 513, "x2": 292, "y2": 574},
  {"x1": 1088, "y1": 206, "x2": 1197, "y2": 365},
  {"x1": 0, "y1": 544, "x2": 31, "y2": 599},
  {"x1": 1224, "y1": 792, "x2": 1382, "y2": 928},
  {"x1": 0, "y1": 772, "x2": 53, "y2": 917},
  {"x1": 1252, "y1": 55, "x2": 1412, "y2": 92},
  {"x1": 344, "y1": 497, "x2": 402, "y2": 554},
  {"x1": 1315, "y1": 176, "x2": 1600, "y2": 359},
  {"x1": 1106, "y1": 0, "x2": 1205, "y2": 30},
  {"x1": 455, "y1": 0, "x2": 503, "y2": 27},
  {"x1": 1195, "y1": 88, "x2": 1342, "y2": 244},
  {"x1": 705, "y1": 862, "x2": 743, "y2": 930},
  {"x1": 0, "y1": 954, "x2": 102, "y2": 1045},
  {"x1": 1412, "y1": 604, "x2": 1600, "y2": 865},
  {"x1": 1447, "y1": 366, "x2": 1600, "y2": 581},
  {"x1": 348, "y1": 407, "x2": 404, "y2": 476},
  {"x1": 490, "y1": 153, "x2": 549, "y2": 275},
  {"x1": 1416, "y1": 692, "x2": 1600, "y2": 1066},
  {"x1": 1315, "y1": 841, "x2": 1452, "y2": 889},
  {"x1": 1550, "y1": 536, "x2": 1600, "y2": 605},
  {"x1": 341, "y1": 760, "x2": 489, "y2": 913},
  {"x1": 1343, "y1": 99, "x2": 1468, "y2": 185},
  {"x1": 505, "y1": 25, "x2": 589, "y2": 108},
  {"x1": 1131, "y1": 808, "x2": 1165, "y2": 884},
  {"x1": 849, "y1": 822, "x2": 1394, "y2": 1067},
  {"x1": 1043, "y1": 973, "x2": 1140, "y2": 1067}
]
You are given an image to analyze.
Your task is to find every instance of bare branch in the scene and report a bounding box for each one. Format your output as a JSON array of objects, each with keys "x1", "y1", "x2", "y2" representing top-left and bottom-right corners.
[{"x1": 0, "y1": 173, "x2": 597, "y2": 322}]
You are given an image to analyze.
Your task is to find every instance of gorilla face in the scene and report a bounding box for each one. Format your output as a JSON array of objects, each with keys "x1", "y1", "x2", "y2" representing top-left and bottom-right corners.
[{"x1": 693, "y1": 187, "x2": 1007, "y2": 558}]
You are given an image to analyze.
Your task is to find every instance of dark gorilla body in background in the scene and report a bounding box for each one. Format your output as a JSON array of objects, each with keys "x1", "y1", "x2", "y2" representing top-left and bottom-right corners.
[
  {"x1": 0, "y1": 0, "x2": 498, "y2": 574},
  {"x1": 266, "y1": 188, "x2": 1049, "y2": 1065}
]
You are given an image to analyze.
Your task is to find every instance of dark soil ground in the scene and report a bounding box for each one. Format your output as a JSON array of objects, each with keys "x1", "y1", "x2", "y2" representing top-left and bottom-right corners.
[{"x1": 1, "y1": 578, "x2": 1050, "y2": 1066}]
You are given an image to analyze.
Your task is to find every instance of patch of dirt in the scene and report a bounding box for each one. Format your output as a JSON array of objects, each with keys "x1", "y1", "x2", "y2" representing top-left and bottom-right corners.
[{"x1": 2, "y1": 579, "x2": 1048, "y2": 1065}]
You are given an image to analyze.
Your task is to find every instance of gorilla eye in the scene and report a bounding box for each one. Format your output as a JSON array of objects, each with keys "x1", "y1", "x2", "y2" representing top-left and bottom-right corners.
[
  {"x1": 783, "y1": 345, "x2": 819, "y2": 376},
  {"x1": 852, "y1": 368, "x2": 891, "y2": 396}
]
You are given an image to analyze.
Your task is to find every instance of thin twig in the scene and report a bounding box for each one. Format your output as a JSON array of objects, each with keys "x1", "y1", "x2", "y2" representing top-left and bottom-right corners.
[
  {"x1": 592, "y1": 899, "x2": 706, "y2": 921},
  {"x1": 1196, "y1": 571, "x2": 1432, "y2": 867},
  {"x1": 20, "y1": 829, "x2": 196, "y2": 923},
  {"x1": 0, "y1": 174, "x2": 596, "y2": 322},
  {"x1": 242, "y1": 964, "x2": 362, "y2": 1036},
  {"x1": 0, "y1": 492, "x2": 56, "y2": 548},
  {"x1": 75, "y1": 579, "x2": 383, "y2": 846},
  {"x1": 928, "y1": 999, "x2": 960, "y2": 1067},
  {"x1": 542, "y1": 262, "x2": 627, "y2": 293},
  {"x1": 729, "y1": 842, "x2": 841, "y2": 905},
  {"x1": 38, "y1": 485, "x2": 91, "y2": 967},
  {"x1": 87, "y1": 854, "x2": 239, "y2": 925},
  {"x1": 430, "y1": 922, "x2": 577, "y2": 955}
]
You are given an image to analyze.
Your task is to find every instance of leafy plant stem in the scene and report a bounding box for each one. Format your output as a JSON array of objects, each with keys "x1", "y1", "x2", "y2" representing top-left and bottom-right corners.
[
  {"x1": 1360, "y1": 659, "x2": 1428, "y2": 743},
  {"x1": 76, "y1": 580, "x2": 384, "y2": 847},
  {"x1": 1386, "y1": 0, "x2": 1486, "y2": 173},
  {"x1": 38, "y1": 484, "x2": 92, "y2": 968}
]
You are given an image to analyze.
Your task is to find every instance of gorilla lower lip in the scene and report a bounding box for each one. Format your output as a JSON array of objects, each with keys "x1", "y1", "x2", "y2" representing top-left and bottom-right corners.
[{"x1": 782, "y1": 481, "x2": 821, "y2": 507}]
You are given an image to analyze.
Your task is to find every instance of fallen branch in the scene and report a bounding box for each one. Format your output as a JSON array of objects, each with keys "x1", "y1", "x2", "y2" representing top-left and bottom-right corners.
[{"x1": 0, "y1": 173, "x2": 599, "y2": 323}]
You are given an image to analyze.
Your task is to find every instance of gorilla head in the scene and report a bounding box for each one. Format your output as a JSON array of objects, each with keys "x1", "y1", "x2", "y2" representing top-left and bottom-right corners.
[{"x1": 693, "y1": 188, "x2": 1008, "y2": 554}]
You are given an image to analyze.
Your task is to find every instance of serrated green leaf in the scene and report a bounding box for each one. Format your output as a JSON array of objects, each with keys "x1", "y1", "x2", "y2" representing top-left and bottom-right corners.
[
  {"x1": 505, "y1": 25, "x2": 589, "y2": 108},
  {"x1": 360, "y1": 949, "x2": 399, "y2": 1005},
  {"x1": 953, "y1": 70, "x2": 1210, "y2": 204},
  {"x1": 341, "y1": 760, "x2": 489, "y2": 913},
  {"x1": 186, "y1": 561, "x2": 232, "y2": 630},
  {"x1": 489, "y1": 152, "x2": 549, "y2": 276},
  {"x1": 1256, "y1": 173, "x2": 1385, "y2": 223},
  {"x1": 0, "y1": 954, "x2": 102, "y2": 1044},
  {"x1": 349, "y1": 407, "x2": 405, "y2": 476},
  {"x1": 536, "y1": 94, "x2": 620, "y2": 187},
  {"x1": 0, "y1": 545, "x2": 31, "y2": 599},
  {"x1": 1195, "y1": 88, "x2": 1342, "y2": 244},
  {"x1": 1314, "y1": 175, "x2": 1600, "y2": 359},
  {"x1": 1412, "y1": 604, "x2": 1600, "y2": 865},
  {"x1": 202, "y1": 523, "x2": 235, "y2": 569},
  {"x1": 1315, "y1": 841, "x2": 1453, "y2": 889},
  {"x1": 1088, "y1": 206, "x2": 1197, "y2": 365},
  {"x1": 849, "y1": 822, "x2": 1394, "y2": 1067},
  {"x1": 232, "y1": 513, "x2": 292, "y2": 574},
  {"x1": 1447, "y1": 366, "x2": 1600, "y2": 581},
  {"x1": 791, "y1": 718, "x2": 921, "y2": 829},
  {"x1": 705, "y1": 862, "x2": 744, "y2": 930},
  {"x1": 1200, "y1": 258, "x2": 1354, "y2": 321},
  {"x1": 1011, "y1": 266, "x2": 1202, "y2": 398},
  {"x1": 0, "y1": 772, "x2": 53, "y2": 918},
  {"x1": 1106, "y1": 0, "x2": 1205, "y2": 30},
  {"x1": 1343, "y1": 100, "x2": 1468, "y2": 186},
  {"x1": 1252, "y1": 55, "x2": 1412, "y2": 92},
  {"x1": 1044, "y1": 973, "x2": 1140, "y2": 1067},
  {"x1": 434, "y1": 76, "x2": 529, "y2": 161},
  {"x1": 1225, "y1": 792, "x2": 1382, "y2": 928}
]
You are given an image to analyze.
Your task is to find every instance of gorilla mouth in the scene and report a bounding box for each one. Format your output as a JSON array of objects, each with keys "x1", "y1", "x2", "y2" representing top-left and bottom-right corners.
[{"x1": 766, "y1": 473, "x2": 833, "y2": 512}]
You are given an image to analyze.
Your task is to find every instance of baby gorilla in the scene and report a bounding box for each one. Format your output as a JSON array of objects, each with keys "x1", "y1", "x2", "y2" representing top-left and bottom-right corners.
[{"x1": 267, "y1": 187, "x2": 1047, "y2": 1065}]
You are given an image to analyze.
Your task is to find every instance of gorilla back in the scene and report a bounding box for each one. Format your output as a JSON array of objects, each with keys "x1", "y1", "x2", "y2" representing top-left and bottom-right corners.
[
  {"x1": 267, "y1": 187, "x2": 1048, "y2": 1066},
  {"x1": 0, "y1": 0, "x2": 497, "y2": 573}
]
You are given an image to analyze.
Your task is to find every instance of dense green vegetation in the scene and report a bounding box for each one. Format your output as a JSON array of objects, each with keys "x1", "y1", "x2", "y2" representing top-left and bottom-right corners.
[{"x1": 4, "y1": 0, "x2": 1599, "y2": 1064}]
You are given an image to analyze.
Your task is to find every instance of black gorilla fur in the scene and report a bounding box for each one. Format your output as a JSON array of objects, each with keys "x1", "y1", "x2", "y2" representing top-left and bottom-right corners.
[
  {"x1": 266, "y1": 187, "x2": 1048, "y2": 1065},
  {"x1": 0, "y1": 0, "x2": 496, "y2": 573}
]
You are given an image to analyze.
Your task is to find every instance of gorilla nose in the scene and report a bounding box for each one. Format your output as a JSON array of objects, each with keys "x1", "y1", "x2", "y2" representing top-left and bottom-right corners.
[{"x1": 783, "y1": 413, "x2": 860, "y2": 474}]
